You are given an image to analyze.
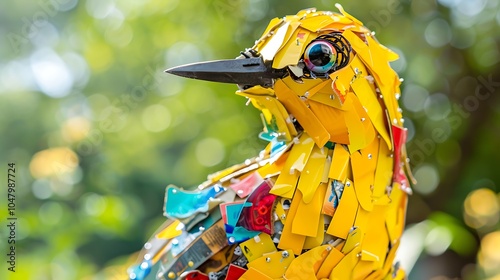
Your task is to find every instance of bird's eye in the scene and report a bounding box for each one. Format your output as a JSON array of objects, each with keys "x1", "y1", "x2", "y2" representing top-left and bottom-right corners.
[{"x1": 303, "y1": 40, "x2": 337, "y2": 74}]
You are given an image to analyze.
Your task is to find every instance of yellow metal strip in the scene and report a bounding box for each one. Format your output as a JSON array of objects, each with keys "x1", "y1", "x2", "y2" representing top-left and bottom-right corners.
[
  {"x1": 246, "y1": 250, "x2": 295, "y2": 278},
  {"x1": 316, "y1": 247, "x2": 344, "y2": 279},
  {"x1": 353, "y1": 260, "x2": 376, "y2": 280},
  {"x1": 329, "y1": 246, "x2": 360, "y2": 280},
  {"x1": 327, "y1": 179, "x2": 358, "y2": 239},
  {"x1": 284, "y1": 245, "x2": 331, "y2": 279},
  {"x1": 372, "y1": 139, "x2": 393, "y2": 204},
  {"x1": 361, "y1": 205, "x2": 389, "y2": 270},
  {"x1": 240, "y1": 267, "x2": 273, "y2": 280},
  {"x1": 304, "y1": 212, "x2": 325, "y2": 249},
  {"x1": 292, "y1": 183, "x2": 327, "y2": 237},
  {"x1": 240, "y1": 233, "x2": 277, "y2": 263},
  {"x1": 386, "y1": 185, "x2": 407, "y2": 245},
  {"x1": 271, "y1": 134, "x2": 315, "y2": 198},
  {"x1": 297, "y1": 145, "x2": 327, "y2": 203},
  {"x1": 273, "y1": 25, "x2": 312, "y2": 69},
  {"x1": 328, "y1": 144, "x2": 350, "y2": 182},
  {"x1": 274, "y1": 80, "x2": 331, "y2": 147},
  {"x1": 350, "y1": 150, "x2": 375, "y2": 212},
  {"x1": 278, "y1": 189, "x2": 306, "y2": 255},
  {"x1": 350, "y1": 69, "x2": 392, "y2": 150},
  {"x1": 308, "y1": 100, "x2": 350, "y2": 144}
]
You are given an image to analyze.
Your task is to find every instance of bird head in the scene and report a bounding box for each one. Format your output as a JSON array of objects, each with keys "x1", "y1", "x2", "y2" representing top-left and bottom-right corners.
[{"x1": 167, "y1": 5, "x2": 406, "y2": 156}]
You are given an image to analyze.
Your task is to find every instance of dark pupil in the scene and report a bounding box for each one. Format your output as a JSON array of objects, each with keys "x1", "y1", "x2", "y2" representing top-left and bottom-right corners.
[{"x1": 309, "y1": 44, "x2": 332, "y2": 66}]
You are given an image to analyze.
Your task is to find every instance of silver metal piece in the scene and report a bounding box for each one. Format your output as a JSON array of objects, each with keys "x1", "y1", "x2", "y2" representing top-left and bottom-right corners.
[
  {"x1": 368, "y1": 154, "x2": 372, "y2": 159},
  {"x1": 266, "y1": 257, "x2": 271, "y2": 263},
  {"x1": 346, "y1": 181, "x2": 351, "y2": 187},
  {"x1": 282, "y1": 251, "x2": 290, "y2": 258}
]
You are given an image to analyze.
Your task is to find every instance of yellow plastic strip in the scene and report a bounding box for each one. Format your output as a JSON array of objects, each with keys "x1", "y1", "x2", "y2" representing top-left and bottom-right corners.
[
  {"x1": 341, "y1": 226, "x2": 363, "y2": 254},
  {"x1": 329, "y1": 246, "x2": 360, "y2": 280},
  {"x1": 273, "y1": 25, "x2": 312, "y2": 69},
  {"x1": 240, "y1": 233, "x2": 277, "y2": 263},
  {"x1": 328, "y1": 144, "x2": 350, "y2": 182},
  {"x1": 350, "y1": 150, "x2": 375, "y2": 212},
  {"x1": 297, "y1": 145, "x2": 327, "y2": 203},
  {"x1": 304, "y1": 212, "x2": 325, "y2": 249},
  {"x1": 292, "y1": 183, "x2": 327, "y2": 237},
  {"x1": 278, "y1": 189, "x2": 306, "y2": 255},
  {"x1": 274, "y1": 80, "x2": 331, "y2": 147},
  {"x1": 299, "y1": 15, "x2": 336, "y2": 31},
  {"x1": 246, "y1": 250, "x2": 295, "y2": 279},
  {"x1": 308, "y1": 100, "x2": 350, "y2": 144},
  {"x1": 327, "y1": 179, "x2": 358, "y2": 239},
  {"x1": 372, "y1": 139, "x2": 393, "y2": 203},
  {"x1": 156, "y1": 219, "x2": 183, "y2": 239},
  {"x1": 350, "y1": 58, "x2": 392, "y2": 150},
  {"x1": 240, "y1": 267, "x2": 273, "y2": 280},
  {"x1": 316, "y1": 247, "x2": 344, "y2": 279},
  {"x1": 361, "y1": 205, "x2": 389, "y2": 270},
  {"x1": 284, "y1": 245, "x2": 331, "y2": 279},
  {"x1": 271, "y1": 134, "x2": 315, "y2": 198},
  {"x1": 386, "y1": 185, "x2": 407, "y2": 245},
  {"x1": 353, "y1": 260, "x2": 376, "y2": 280}
]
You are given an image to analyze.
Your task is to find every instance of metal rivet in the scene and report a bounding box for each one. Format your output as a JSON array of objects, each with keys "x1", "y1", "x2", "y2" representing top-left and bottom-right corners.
[
  {"x1": 229, "y1": 237, "x2": 236, "y2": 243},
  {"x1": 266, "y1": 257, "x2": 271, "y2": 262},
  {"x1": 379, "y1": 94, "x2": 383, "y2": 98},
  {"x1": 399, "y1": 78, "x2": 404, "y2": 82},
  {"x1": 361, "y1": 117, "x2": 366, "y2": 122},
  {"x1": 168, "y1": 272, "x2": 176, "y2": 279},
  {"x1": 282, "y1": 251, "x2": 289, "y2": 258},
  {"x1": 188, "y1": 261, "x2": 194, "y2": 267},
  {"x1": 280, "y1": 214, "x2": 286, "y2": 220},
  {"x1": 368, "y1": 154, "x2": 372, "y2": 159},
  {"x1": 400, "y1": 118, "x2": 405, "y2": 123},
  {"x1": 346, "y1": 181, "x2": 351, "y2": 187},
  {"x1": 395, "y1": 93, "x2": 401, "y2": 100}
]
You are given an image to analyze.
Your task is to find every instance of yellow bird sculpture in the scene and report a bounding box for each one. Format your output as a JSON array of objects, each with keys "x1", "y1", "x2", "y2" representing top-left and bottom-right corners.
[{"x1": 129, "y1": 5, "x2": 414, "y2": 280}]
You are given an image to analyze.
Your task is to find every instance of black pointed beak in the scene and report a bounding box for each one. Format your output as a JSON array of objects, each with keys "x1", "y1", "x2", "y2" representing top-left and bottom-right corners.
[{"x1": 165, "y1": 57, "x2": 287, "y2": 88}]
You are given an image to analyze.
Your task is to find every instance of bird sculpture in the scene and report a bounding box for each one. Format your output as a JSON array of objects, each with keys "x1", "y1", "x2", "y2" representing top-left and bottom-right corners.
[{"x1": 128, "y1": 5, "x2": 415, "y2": 280}]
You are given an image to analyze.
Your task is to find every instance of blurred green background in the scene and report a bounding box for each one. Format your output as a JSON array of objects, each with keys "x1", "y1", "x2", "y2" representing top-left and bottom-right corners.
[{"x1": 1, "y1": 0, "x2": 499, "y2": 279}]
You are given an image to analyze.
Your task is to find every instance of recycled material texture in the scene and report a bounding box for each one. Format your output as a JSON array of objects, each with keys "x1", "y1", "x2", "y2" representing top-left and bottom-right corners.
[{"x1": 129, "y1": 5, "x2": 414, "y2": 280}]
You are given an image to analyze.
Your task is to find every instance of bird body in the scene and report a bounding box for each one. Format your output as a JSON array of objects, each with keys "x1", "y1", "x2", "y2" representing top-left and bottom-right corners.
[{"x1": 129, "y1": 5, "x2": 414, "y2": 280}]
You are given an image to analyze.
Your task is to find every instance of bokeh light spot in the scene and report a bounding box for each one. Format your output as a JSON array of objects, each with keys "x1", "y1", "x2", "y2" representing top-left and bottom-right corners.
[
  {"x1": 424, "y1": 18, "x2": 452, "y2": 48},
  {"x1": 424, "y1": 93, "x2": 451, "y2": 121},
  {"x1": 195, "y1": 138, "x2": 225, "y2": 167},
  {"x1": 413, "y1": 164, "x2": 440, "y2": 195},
  {"x1": 62, "y1": 117, "x2": 91, "y2": 143},
  {"x1": 424, "y1": 226, "x2": 453, "y2": 256},
  {"x1": 32, "y1": 179, "x2": 53, "y2": 199},
  {"x1": 39, "y1": 202, "x2": 63, "y2": 225},
  {"x1": 30, "y1": 48, "x2": 74, "y2": 98},
  {"x1": 83, "y1": 193, "x2": 107, "y2": 217},
  {"x1": 403, "y1": 84, "x2": 429, "y2": 113},
  {"x1": 29, "y1": 147, "x2": 79, "y2": 179},
  {"x1": 84, "y1": 42, "x2": 114, "y2": 72},
  {"x1": 141, "y1": 104, "x2": 171, "y2": 132}
]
